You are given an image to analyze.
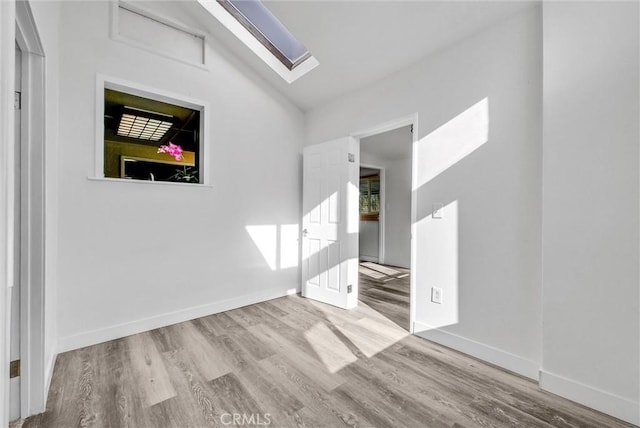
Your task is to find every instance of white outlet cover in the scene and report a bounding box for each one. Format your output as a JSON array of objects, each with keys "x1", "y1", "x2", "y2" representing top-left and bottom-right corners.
[
  {"x1": 431, "y1": 287, "x2": 443, "y2": 304},
  {"x1": 432, "y1": 203, "x2": 444, "y2": 219}
]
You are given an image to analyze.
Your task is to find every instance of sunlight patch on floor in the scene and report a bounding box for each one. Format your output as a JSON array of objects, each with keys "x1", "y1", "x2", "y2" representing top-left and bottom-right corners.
[
  {"x1": 332, "y1": 316, "x2": 409, "y2": 358},
  {"x1": 303, "y1": 322, "x2": 358, "y2": 373},
  {"x1": 303, "y1": 297, "x2": 409, "y2": 365},
  {"x1": 359, "y1": 265, "x2": 386, "y2": 279}
]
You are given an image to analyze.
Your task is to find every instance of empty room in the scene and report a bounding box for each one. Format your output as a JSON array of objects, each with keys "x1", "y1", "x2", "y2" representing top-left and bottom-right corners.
[{"x1": 1, "y1": 0, "x2": 638, "y2": 427}]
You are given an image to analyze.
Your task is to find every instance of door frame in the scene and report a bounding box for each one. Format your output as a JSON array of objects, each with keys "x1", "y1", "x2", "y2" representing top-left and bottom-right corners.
[
  {"x1": 359, "y1": 163, "x2": 385, "y2": 265},
  {"x1": 1, "y1": 0, "x2": 17, "y2": 424},
  {"x1": 15, "y1": 0, "x2": 47, "y2": 419},
  {"x1": 350, "y1": 113, "x2": 418, "y2": 333}
]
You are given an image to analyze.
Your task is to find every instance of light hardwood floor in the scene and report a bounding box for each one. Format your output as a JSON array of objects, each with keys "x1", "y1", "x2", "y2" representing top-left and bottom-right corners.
[
  {"x1": 23, "y1": 292, "x2": 634, "y2": 427},
  {"x1": 358, "y1": 262, "x2": 410, "y2": 331}
]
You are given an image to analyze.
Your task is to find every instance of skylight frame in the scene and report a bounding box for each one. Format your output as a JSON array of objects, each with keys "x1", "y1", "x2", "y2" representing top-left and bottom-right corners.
[
  {"x1": 217, "y1": 0, "x2": 311, "y2": 71},
  {"x1": 197, "y1": 0, "x2": 319, "y2": 83}
]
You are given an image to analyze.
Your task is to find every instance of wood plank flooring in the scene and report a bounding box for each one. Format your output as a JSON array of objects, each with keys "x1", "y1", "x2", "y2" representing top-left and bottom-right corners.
[
  {"x1": 358, "y1": 262, "x2": 410, "y2": 331},
  {"x1": 23, "y1": 293, "x2": 634, "y2": 428}
]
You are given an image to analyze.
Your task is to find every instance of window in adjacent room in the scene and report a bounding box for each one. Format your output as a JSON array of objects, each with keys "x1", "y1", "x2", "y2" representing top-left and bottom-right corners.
[
  {"x1": 102, "y1": 84, "x2": 204, "y2": 184},
  {"x1": 360, "y1": 174, "x2": 380, "y2": 221}
]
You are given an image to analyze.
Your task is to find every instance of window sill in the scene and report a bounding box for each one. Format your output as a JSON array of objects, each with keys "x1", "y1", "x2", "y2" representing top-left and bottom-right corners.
[{"x1": 87, "y1": 176, "x2": 213, "y2": 188}]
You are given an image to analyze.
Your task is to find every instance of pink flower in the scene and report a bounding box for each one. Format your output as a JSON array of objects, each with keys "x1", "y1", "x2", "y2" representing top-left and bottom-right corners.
[{"x1": 157, "y1": 142, "x2": 184, "y2": 161}]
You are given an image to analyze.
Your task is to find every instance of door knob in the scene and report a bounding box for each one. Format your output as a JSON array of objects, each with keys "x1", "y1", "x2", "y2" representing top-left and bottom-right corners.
[{"x1": 302, "y1": 229, "x2": 309, "y2": 237}]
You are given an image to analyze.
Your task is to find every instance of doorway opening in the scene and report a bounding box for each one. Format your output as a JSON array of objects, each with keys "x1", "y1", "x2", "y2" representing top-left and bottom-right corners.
[
  {"x1": 356, "y1": 123, "x2": 414, "y2": 331},
  {"x1": 9, "y1": 1, "x2": 48, "y2": 422}
]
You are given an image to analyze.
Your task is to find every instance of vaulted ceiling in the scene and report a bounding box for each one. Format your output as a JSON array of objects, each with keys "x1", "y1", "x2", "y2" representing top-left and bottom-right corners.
[{"x1": 135, "y1": 1, "x2": 538, "y2": 111}]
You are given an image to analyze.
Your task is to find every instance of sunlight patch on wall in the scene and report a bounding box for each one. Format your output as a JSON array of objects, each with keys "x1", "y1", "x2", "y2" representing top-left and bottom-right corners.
[
  {"x1": 414, "y1": 200, "x2": 459, "y2": 331},
  {"x1": 246, "y1": 225, "x2": 277, "y2": 270},
  {"x1": 417, "y1": 98, "x2": 489, "y2": 188},
  {"x1": 304, "y1": 323, "x2": 357, "y2": 373},
  {"x1": 246, "y1": 224, "x2": 299, "y2": 271}
]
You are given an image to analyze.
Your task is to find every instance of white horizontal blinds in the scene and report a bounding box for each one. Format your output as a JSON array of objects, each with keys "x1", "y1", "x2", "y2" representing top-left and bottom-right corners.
[{"x1": 227, "y1": 0, "x2": 309, "y2": 64}]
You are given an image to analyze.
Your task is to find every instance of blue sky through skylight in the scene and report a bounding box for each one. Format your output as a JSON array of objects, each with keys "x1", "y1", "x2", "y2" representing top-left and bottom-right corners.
[{"x1": 228, "y1": 0, "x2": 309, "y2": 64}]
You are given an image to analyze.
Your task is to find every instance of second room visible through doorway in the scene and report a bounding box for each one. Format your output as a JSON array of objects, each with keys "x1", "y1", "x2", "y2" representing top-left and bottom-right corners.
[{"x1": 358, "y1": 124, "x2": 413, "y2": 330}]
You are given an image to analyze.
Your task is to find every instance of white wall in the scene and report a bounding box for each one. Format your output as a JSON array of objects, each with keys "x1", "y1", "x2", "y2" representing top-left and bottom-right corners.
[
  {"x1": 307, "y1": 6, "x2": 543, "y2": 378},
  {"x1": 541, "y1": 2, "x2": 639, "y2": 424},
  {"x1": 361, "y1": 144, "x2": 412, "y2": 269},
  {"x1": 358, "y1": 221, "x2": 379, "y2": 262},
  {"x1": 381, "y1": 157, "x2": 411, "y2": 268},
  {"x1": 53, "y1": 1, "x2": 305, "y2": 351},
  {"x1": 359, "y1": 153, "x2": 383, "y2": 263}
]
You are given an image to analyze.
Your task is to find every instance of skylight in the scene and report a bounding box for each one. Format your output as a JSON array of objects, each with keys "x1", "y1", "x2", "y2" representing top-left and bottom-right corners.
[
  {"x1": 197, "y1": 0, "x2": 319, "y2": 83},
  {"x1": 220, "y1": 0, "x2": 310, "y2": 69},
  {"x1": 117, "y1": 107, "x2": 173, "y2": 141}
]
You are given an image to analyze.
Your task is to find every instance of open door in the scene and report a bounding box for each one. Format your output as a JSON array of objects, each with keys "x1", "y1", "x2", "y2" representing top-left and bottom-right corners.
[{"x1": 302, "y1": 137, "x2": 359, "y2": 309}]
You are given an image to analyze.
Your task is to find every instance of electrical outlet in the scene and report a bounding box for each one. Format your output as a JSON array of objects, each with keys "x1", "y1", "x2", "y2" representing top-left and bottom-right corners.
[
  {"x1": 432, "y1": 203, "x2": 444, "y2": 219},
  {"x1": 431, "y1": 287, "x2": 443, "y2": 304}
]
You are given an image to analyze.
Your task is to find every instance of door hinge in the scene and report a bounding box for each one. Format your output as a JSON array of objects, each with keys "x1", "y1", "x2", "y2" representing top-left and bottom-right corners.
[
  {"x1": 347, "y1": 284, "x2": 353, "y2": 294},
  {"x1": 14, "y1": 91, "x2": 21, "y2": 110},
  {"x1": 10, "y1": 360, "x2": 20, "y2": 378},
  {"x1": 348, "y1": 153, "x2": 355, "y2": 163}
]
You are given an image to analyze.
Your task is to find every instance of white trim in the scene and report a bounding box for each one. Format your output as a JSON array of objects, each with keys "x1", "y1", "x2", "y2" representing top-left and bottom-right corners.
[
  {"x1": 95, "y1": 74, "x2": 211, "y2": 186},
  {"x1": 360, "y1": 163, "x2": 385, "y2": 264},
  {"x1": 359, "y1": 255, "x2": 378, "y2": 263},
  {"x1": 539, "y1": 370, "x2": 640, "y2": 426},
  {"x1": 351, "y1": 115, "x2": 416, "y2": 141},
  {"x1": 351, "y1": 113, "x2": 418, "y2": 333},
  {"x1": 14, "y1": 1, "x2": 48, "y2": 417},
  {"x1": 43, "y1": 343, "x2": 56, "y2": 403},
  {"x1": 87, "y1": 177, "x2": 213, "y2": 188},
  {"x1": 57, "y1": 287, "x2": 299, "y2": 353},
  {"x1": 409, "y1": 114, "x2": 418, "y2": 334},
  {"x1": 110, "y1": 1, "x2": 207, "y2": 70},
  {"x1": 196, "y1": 0, "x2": 318, "y2": 84},
  {"x1": 1, "y1": 1, "x2": 16, "y2": 425},
  {"x1": 413, "y1": 321, "x2": 540, "y2": 380}
]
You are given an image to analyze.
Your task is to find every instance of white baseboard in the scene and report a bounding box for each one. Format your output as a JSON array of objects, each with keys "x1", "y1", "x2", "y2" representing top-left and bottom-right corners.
[
  {"x1": 413, "y1": 321, "x2": 539, "y2": 380},
  {"x1": 540, "y1": 370, "x2": 640, "y2": 426},
  {"x1": 57, "y1": 287, "x2": 299, "y2": 353},
  {"x1": 359, "y1": 255, "x2": 379, "y2": 263}
]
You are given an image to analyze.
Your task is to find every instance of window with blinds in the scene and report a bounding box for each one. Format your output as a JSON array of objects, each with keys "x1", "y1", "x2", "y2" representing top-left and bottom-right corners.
[{"x1": 360, "y1": 175, "x2": 380, "y2": 221}]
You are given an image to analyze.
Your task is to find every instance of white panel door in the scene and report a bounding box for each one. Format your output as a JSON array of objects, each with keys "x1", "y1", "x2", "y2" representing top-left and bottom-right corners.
[{"x1": 302, "y1": 137, "x2": 359, "y2": 309}]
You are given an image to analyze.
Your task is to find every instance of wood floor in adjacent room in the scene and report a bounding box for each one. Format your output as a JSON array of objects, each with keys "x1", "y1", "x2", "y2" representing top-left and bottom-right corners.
[
  {"x1": 24, "y1": 290, "x2": 633, "y2": 427},
  {"x1": 358, "y1": 262, "x2": 410, "y2": 331}
]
